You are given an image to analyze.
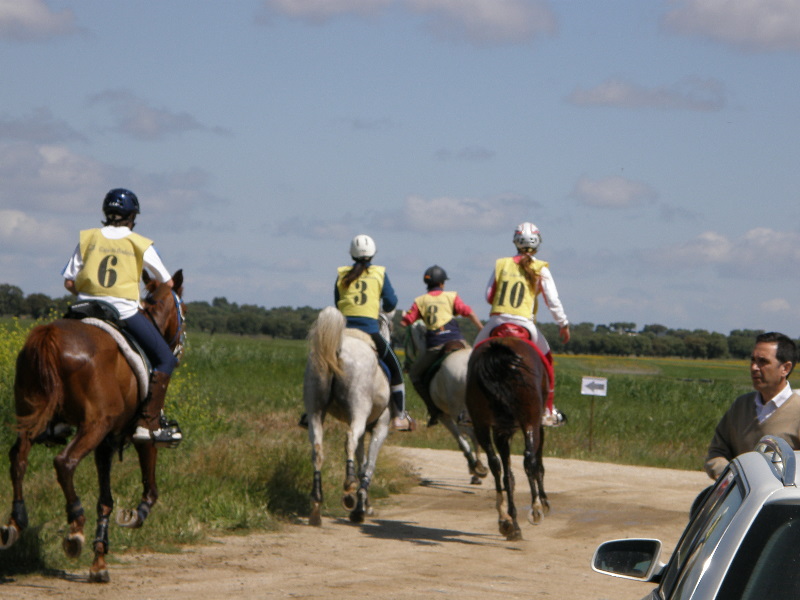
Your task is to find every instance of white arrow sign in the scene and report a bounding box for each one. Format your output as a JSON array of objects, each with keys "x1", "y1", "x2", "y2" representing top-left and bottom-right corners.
[{"x1": 581, "y1": 376, "x2": 608, "y2": 396}]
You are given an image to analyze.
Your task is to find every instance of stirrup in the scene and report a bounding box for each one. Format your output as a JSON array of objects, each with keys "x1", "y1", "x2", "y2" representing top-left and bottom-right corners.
[
  {"x1": 133, "y1": 422, "x2": 183, "y2": 448},
  {"x1": 542, "y1": 408, "x2": 567, "y2": 428}
]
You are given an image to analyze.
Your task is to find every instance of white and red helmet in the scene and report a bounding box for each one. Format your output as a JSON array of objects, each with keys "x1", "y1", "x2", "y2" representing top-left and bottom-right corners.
[
  {"x1": 349, "y1": 234, "x2": 376, "y2": 261},
  {"x1": 513, "y1": 222, "x2": 541, "y2": 252}
]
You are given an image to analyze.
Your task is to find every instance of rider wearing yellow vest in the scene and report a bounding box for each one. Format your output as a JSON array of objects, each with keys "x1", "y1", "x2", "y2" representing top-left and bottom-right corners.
[
  {"x1": 474, "y1": 222, "x2": 571, "y2": 427},
  {"x1": 400, "y1": 265, "x2": 482, "y2": 426},
  {"x1": 331, "y1": 235, "x2": 414, "y2": 432},
  {"x1": 62, "y1": 188, "x2": 181, "y2": 446}
]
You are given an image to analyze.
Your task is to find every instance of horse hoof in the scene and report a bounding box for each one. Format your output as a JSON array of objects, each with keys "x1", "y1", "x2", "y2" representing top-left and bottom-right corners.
[
  {"x1": 349, "y1": 509, "x2": 365, "y2": 524},
  {"x1": 116, "y1": 508, "x2": 142, "y2": 529},
  {"x1": 309, "y1": 505, "x2": 322, "y2": 527},
  {"x1": 89, "y1": 569, "x2": 110, "y2": 583},
  {"x1": 506, "y1": 528, "x2": 523, "y2": 542},
  {"x1": 498, "y1": 519, "x2": 516, "y2": 538},
  {"x1": 342, "y1": 493, "x2": 357, "y2": 511},
  {"x1": 469, "y1": 475, "x2": 482, "y2": 485},
  {"x1": 527, "y1": 508, "x2": 544, "y2": 525},
  {"x1": 62, "y1": 533, "x2": 84, "y2": 558},
  {"x1": 471, "y1": 462, "x2": 489, "y2": 478},
  {"x1": 0, "y1": 525, "x2": 19, "y2": 549}
]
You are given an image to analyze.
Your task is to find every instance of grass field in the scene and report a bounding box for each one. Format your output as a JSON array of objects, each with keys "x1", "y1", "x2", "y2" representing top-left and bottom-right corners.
[{"x1": 0, "y1": 323, "x2": 750, "y2": 574}]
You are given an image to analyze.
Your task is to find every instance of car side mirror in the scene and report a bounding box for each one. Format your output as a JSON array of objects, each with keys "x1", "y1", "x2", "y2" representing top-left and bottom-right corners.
[{"x1": 592, "y1": 538, "x2": 664, "y2": 582}]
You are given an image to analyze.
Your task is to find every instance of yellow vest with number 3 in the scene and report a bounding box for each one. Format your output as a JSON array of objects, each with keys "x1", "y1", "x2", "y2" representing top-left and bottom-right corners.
[
  {"x1": 336, "y1": 265, "x2": 386, "y2": 319},
  {"x1": 75, "y1": 229, "x2": 153, "y2": 301},
  {"x1": 490, "y1": 256, "x2": 548, "y2": 320}
]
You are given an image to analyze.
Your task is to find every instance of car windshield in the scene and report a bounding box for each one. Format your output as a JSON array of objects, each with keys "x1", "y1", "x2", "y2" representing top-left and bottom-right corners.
[
  {"x1": 659, "y1": 470, "x2": 743, "y2": 599},
  {"x1": 716, "y1": 502, "x2": 800, "y2": 599}
]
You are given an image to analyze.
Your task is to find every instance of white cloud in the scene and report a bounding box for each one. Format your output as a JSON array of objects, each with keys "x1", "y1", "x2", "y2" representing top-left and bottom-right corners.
[
  {"x1": 0, "y1": 0, "x2": 78, "y2": 40},
  {"x1": 567, "y1": 77, "x2": 726, "y2": 111},
  {"x1": 397, "y1": 194, "x2": 534, "y2": 231},
  {"x1": 406, "y1": 0, "x2": 556, "y2": 44},
  {"x1": 662, "y1": 0, "x2": 800, "y2": 51},
  {"x1": 571, "y1": 176, "x2": 657, "y2": 209},
  {"x1": 0, "y1": 108, "x2": 86, "y2": 143},
  {"x1": 88, "y1": 89, "x2": 229, "y2": 141},
  {"x1": 658, "y1": 228, "x2": 800, "y2": 279},
  {"x1": 760, "y1": 298, "x2": 791, "y2": 313},
  {"x1": 0, "y1": 209, "x2": 68, "y2": 250},
  {"x1": 260, "y1": 0, "x2": 556, "y2": 44}
]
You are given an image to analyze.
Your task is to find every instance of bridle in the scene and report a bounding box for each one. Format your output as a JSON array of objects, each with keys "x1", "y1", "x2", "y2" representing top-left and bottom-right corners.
[{"x1": 143, "y1": 288, "x2": 186, "y2": 363}]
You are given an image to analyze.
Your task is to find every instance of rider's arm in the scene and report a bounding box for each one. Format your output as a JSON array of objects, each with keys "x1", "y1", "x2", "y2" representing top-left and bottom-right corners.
[
  {"x1": 380, "y1": 273, "x2": 398, "y2": 312},
  {"x1": 143, "y1": 245, "x2": 173, "y2": 285}
]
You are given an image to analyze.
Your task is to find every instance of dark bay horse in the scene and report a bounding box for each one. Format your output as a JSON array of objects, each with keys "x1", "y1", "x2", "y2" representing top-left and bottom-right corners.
[
  {"x1": 465, "y1": 334, "x2": 551, "y2": 541},
  {"x1": 0, "y1": 270, "x2": 185, "y2": 582}
]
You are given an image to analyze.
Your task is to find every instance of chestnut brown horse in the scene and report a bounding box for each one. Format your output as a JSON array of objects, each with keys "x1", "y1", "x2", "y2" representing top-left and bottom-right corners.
[
  {"x1": 465, "y1": 334, "x2": 551, "y2": 541},
  {"x1": 0, "y1": 269, "x2": 185, "y2": 582}
]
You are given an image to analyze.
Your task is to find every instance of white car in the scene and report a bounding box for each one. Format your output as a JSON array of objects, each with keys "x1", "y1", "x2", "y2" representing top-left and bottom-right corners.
[{"x1": 592, "y1": 435, "x2": 800, "y2": 600}]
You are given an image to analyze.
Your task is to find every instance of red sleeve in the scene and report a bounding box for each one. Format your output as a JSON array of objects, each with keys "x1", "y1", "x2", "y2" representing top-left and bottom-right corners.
[
  {"x1": 401, "y1": 302, "x2": 421, "y2": 326},
  {"x1": 453, "y1": 294, "x2": 474, "y2": 317}
]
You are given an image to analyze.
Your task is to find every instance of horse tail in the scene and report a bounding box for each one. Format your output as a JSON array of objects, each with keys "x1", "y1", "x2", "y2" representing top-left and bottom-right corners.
[
  {"x1": 474, "y1": 341, "x2": 533, "y2": 416},
  {"x1": 307, "y1": 306, "x2": 345, "y2": 380},
  {"x1": 15, "y1": 324, "x2": 65, "y2": 437}
]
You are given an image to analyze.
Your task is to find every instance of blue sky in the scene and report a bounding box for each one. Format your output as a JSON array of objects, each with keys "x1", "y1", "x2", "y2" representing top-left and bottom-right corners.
[{"x1": 1, "y1": 0, "x2": 799, "y2": 336}]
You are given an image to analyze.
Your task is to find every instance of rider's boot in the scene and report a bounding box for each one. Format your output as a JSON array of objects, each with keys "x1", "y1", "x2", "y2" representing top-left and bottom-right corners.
[
  {"x1": 541, "y1": 387, "x2": 567, "y2": 427},
  {"x1": 390, "y1": 385, "x2": 415, "y2": 432},
  {"x1": 133, "y1": 371, "x2": 183, "y2": 446}
]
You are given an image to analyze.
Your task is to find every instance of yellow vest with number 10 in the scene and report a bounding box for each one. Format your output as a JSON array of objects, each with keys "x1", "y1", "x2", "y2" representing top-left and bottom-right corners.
[
  {"x1": 75, "y1": 228, "x2": 153, "y2": 301},
  {"x1": 490, "y1": 256, "x2": 548, "y2": 321}
]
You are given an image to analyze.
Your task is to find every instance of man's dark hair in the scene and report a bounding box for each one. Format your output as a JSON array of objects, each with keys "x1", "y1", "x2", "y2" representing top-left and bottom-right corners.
[{"x1": 756, "y1": 332, "x2": 797, "y2": 374}]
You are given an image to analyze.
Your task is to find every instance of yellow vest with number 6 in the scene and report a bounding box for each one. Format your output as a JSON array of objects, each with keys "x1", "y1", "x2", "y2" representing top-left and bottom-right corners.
[
  {"x1": 336, "y1": 265, "x2": 386, "y2": 319},
  {"x1": 75, "y1": 228, "x2": 153, "y2": 301},
  {"x1": 490, "y1": 256, "x2": 548, "y2": 321}
]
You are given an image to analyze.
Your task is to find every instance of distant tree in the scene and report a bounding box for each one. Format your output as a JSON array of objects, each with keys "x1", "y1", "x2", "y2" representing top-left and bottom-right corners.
[
  {"x1": 24, "y1": 293, "x2": 57, "y2": 319},
  {"x1": 0, "y1": 284, "x2": 24, "y2": 316},
  {"x1": 642, "y1": 324, "x2": 668, "y2": 336}
]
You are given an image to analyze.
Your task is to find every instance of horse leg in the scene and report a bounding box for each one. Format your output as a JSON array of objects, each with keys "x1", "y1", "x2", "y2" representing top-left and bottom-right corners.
[
  {"x1": 1, "y1": 436, "x2": 32, "y2": 549},
  {"x1": 54, "y1": 431, "x2": 107, "y2": 558},
  {"x1": 308, "y1": 413, "x2": 325, "y2": 527},
  {"x1": 89, "y1": 441, "x2": 114, "y2": 583},
  {"x1": 350, "y1": 412, "x2": 390, "y2": 523},
  {"x1": 440, "y1": 415, "x2": 487, "y2": 484},
  {"x1": 523, "y1": 426, "x2": 548, "y2": 525},
  {"x1": 341, "y1": 418, "x2": 367, "y2": 515},
  {"x1": 493, "y1": 430, "x2": 521, "y2": 541},
  {"x1": 116, "y1": 442, "x2": 159, "y2": 529}
]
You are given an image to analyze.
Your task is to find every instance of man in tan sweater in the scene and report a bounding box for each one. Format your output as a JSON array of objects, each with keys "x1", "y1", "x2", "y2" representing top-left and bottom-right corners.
[{"x1": 705, "y1": 332, "x2": 800, "y2": 480}]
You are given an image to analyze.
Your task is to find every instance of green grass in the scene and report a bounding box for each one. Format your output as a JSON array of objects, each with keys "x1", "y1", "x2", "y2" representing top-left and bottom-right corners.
[{"x1": 0, "y1": 327, "x2": 750, "y2": 575}]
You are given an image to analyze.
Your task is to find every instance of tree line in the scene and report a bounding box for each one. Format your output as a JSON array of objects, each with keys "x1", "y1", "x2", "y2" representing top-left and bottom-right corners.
[{"x1": 1, "y1": 284, "x2": 790, "y2": 360}]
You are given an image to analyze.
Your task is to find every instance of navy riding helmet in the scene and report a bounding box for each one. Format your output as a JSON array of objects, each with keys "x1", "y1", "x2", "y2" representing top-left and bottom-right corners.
[
  {"x1": 423, "y1": 265, "x2": 448, "y2": 287},
  {"x1": 102, "y1": 188, "x2": 140, "y2": 221}
]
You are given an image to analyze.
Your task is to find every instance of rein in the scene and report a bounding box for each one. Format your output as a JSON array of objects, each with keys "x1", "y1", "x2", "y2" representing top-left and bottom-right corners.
[{"x1": 143, "y1": 289, "x2": 186, "y2": 362}]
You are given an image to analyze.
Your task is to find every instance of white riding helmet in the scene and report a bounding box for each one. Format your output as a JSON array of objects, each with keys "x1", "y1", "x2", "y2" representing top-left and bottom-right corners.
[
  {"x1": 513, "y1": 222, "x2": 541, "y2": 252},
  {"x1": 350, "y1": 234, "x2": 376, "y2": 261}
]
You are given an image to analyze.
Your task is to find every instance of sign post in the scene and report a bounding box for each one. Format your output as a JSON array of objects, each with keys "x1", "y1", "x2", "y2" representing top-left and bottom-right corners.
[{"x1": 581, "y1": 376, "x2": 608, "y2": 452}]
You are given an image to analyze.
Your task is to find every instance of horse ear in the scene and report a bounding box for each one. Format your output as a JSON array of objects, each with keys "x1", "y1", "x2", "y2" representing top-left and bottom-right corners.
[
  {"x1": 142, "y1": 270, "x2": 151, "y2": 285},
  {"x1": 172, "y1": 269, "x2": 183, "y2": 291}
]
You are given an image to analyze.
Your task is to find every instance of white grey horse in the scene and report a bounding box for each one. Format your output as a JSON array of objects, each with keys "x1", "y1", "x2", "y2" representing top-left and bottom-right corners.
[
  {"x1": 303, "y1": 306, "x2": 393, "y2": 525},
  {"x1": 405, "y1": 321, "x2": 488, "y2": 485}
]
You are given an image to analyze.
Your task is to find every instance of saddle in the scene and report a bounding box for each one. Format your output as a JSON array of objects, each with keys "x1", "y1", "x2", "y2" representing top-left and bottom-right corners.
[
  {"x1": 489, "y1": 322, "x2": 531, "y2": 340},
  {"x1": 64, "y1": 300, "x2": 151, "y2": 401}
]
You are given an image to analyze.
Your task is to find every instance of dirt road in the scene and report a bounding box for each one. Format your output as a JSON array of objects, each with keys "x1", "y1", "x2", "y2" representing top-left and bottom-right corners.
[{"x1": 2, "y1": 447, "x2": 710, "y2": 600}]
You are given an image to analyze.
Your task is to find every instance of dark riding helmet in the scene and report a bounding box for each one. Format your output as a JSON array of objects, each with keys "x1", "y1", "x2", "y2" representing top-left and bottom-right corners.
[
  {"x1": 102, "y1": 188, "x2": 140, "y2": 222},
  {"x1": 423, "y1": 265, "x2": 448, "y2": 288}
]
